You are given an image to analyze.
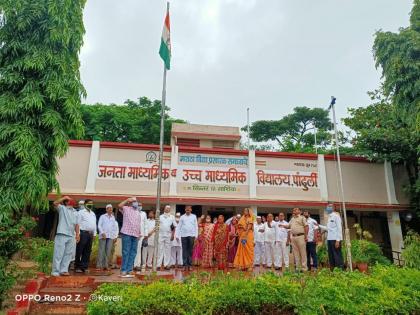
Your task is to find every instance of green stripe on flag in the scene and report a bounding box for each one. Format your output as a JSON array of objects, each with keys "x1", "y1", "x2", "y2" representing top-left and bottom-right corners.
[{"x1": 159, "y1": 38, "x2": 171, "y2": 70}]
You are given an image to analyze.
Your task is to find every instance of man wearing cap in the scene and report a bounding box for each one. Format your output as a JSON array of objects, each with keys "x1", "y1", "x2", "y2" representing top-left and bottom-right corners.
[
  {"x1": 75, "y1": 199, "x2": 97, "y2": 273},
  {"x1": 118, "y1": 197, "x2": 143, "y2": 277},
  {"x1": 170, "y1": 212, "x2": 183, "y2": 268},
  {"x1": 51, "y1": 196, "x2": 80, "y2": 276},
  {"x1": 157, "y1": 205, "x2": 176, "y2": 270},
  {"x1": 281, "y1": 208, "x2": 308, "y2": 272},
  {"x1": 96, "y1": 204, "x2": 119, "y2": 271},
  {"x1": 178, "y1": 206, "x2": 198, "y2": 271},
  {"x1": 253, "y1": 216, "x2": 265, "y2": 267}
]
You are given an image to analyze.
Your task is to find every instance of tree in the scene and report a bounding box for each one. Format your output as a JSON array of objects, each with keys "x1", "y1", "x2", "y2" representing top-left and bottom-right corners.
[
  {"x1": 373, "y1": 0, "x2": 420, "y2": 131},
  {"x1": 0, "y1": 0, "x2": 86, "y2": 300},
  {"x1": 246, "y1": 106, "x2": 334, "y2": 153},
  {"x1": 80, "y1": 97, "x2": 186, "y2": 144},
  {"x1": 344, "y1": 1, "x2": 420, "y2": 212}
]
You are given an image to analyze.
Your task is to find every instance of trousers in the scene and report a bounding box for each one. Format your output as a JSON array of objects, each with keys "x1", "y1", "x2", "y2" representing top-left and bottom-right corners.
[
  {"x1": 52, "y1": 234, "x2": 75, "y2": 276},
  {"x1": 254, "y1": 241, "x2": 265, "y2": 265},
  {"x1": 291, "y1": 235, "x2": 307, "y2": 271}
]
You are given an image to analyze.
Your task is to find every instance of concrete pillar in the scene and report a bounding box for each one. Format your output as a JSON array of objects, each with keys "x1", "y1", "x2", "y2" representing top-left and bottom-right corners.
[
  {"x1": 387, "y1": 211, "x2": 404, "y2": 264},
  {"x1": 169, "y1": 145, "x2": 178, "y2": 196},
  {"x1": 85, "y1": 141, "x2": 100, "y2": 193},
  {"x1": 248, "y1": 150, "x2": 257, "y2": 199},
  {"x1": 317, "y1": 154, "x2": 329, "y2": 201},
  {"x1": 169, "y1": 203, "x2": 177, "y2": 215},
  {"x1": 384, "y1": 161, "x2": 398, "y2": 204},
  {"x1": 250, "y1": 205, "x2": 258, "y2": 218}
]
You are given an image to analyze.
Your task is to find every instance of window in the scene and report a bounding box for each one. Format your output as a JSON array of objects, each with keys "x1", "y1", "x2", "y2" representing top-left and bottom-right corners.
[
  {"x1": 177, "y1": 138, "x2": 200, "y2": 147},
  {"x1": 213, "y1": 140, "x2": 235, "y2": 149}
]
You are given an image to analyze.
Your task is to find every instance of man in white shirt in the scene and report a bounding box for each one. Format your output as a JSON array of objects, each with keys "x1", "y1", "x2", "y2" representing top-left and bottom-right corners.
[
  {"x1": 303, "y1": 211, "x2": 319, "y2": 271},
  {"x1": 254, "y1": 216, "x2": 265, "y2": 267},
  {"x1": 170, "y1": 213, "x2": 183, "y2": 268},
  {"x1": 264, "y1": 213, "x2": 277, "y2": 268},
  {"x1": 141, "y1": 210, "x2": 156, "y2": 269},
  {"x1": 325, "y1": 204, "x2": 344, "y2": 270},
  {"x1": 157, "y1": 205, "x2": 176, "y2": 270},
  {"x1": 274, "y1": 212, "x2": 290, "y2": 270},
  {"x1": 134, "y1": 202, "x2": 148, "y2": 270},
  {"x1": 75, "y1": 199, "x2": 97, "y2": 273},
  {"x1": 96, "y1": 204, "x2": 119, "y2": 270},
  {"x1": 178, "y1": 206, "x2": 198, "y2": 271}
]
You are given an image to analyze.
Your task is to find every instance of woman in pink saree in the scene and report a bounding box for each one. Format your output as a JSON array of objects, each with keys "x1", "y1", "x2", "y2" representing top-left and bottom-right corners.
[
  {"x1": 227, "y1": 217, "x2": 239, "y2": 268},
  {"x1": 192, "y1": 215, "x2": 205, "y2": 266},
  {"x1": 201, "y1": 215, "x2": 215, "y2": 268}
]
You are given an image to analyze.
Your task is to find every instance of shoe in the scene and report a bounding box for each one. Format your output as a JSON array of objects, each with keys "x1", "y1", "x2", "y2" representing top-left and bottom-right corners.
[
  {"x1": 60, "y1": 272, "x2": 70, "y2": 276},
  {"x1": 121, "y1": 274, "x2": 134, "y2": 278},
  {"x1": 75, "y1": 268, "x2": 84, "y2": 273}
]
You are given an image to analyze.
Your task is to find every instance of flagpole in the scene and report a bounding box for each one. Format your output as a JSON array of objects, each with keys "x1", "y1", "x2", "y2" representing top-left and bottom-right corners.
[
  {"x1": 152, "y1": 1, "x2": 169, "y2": 273},
  {"x1": 329, "y1": 96, "x2": 353, "y2": 271}
]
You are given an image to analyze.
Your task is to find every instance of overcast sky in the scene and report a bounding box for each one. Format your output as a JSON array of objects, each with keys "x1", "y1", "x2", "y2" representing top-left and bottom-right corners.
[{"x1": 80, "y1": 0, "x2": 413, "y2": 130}]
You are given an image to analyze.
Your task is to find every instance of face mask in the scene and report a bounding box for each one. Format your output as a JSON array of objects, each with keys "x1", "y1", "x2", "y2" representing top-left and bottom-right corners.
[
  {"x1": 86, "y1": 204, "x2": 93, "y2": 210},
  {"x1": 326, "y1": 205, "x2": 333, "y2": 214},
  {"x1": 132, "y1": 202, "x2": 139, "y2": 209}
]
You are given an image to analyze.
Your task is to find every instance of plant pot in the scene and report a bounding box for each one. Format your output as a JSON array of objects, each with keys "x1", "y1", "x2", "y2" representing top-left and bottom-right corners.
[
  {"x1": 357, "y1": 262, "x2": 368, "y2": 273},
  {"x1": 352, "y1": 262, "x2": 357, "y2": 270}
]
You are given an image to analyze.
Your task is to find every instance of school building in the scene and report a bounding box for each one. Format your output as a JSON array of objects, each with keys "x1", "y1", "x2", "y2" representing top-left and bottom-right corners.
[{"x1": 46, "y1": 123, "x2": 412, "y2": 263}]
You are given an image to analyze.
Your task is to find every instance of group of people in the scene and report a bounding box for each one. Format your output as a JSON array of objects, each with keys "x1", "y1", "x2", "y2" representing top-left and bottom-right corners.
[
  {"x1": 51, "y1": 195, "x2": 344, "y2": 278},
  {"x1": 51, "y1": 196, "x2": 119, "y2": 276}
]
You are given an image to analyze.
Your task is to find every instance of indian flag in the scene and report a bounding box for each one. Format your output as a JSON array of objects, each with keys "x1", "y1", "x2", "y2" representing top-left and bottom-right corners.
[{"x1": 159, "y1": 9, "x2": 171, "y2": 70}]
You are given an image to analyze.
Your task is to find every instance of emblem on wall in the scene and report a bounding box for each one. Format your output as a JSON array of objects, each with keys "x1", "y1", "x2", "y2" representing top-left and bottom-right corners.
[{"x1": 146, "y1": 151, "x2": 158, "y2": 163}]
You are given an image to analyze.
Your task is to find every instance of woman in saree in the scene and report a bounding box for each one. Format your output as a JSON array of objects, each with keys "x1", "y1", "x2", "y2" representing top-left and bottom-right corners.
[
  {"x1": 227, "y1": 216, "x2": 239, "y2": 268},
  {"x1": 234, "y1": 208, "x2": 255, "y2": 271},
  {"x1": 201, "y1": 215, "x2": 215, "y2": 268},
  {"x1": 211, "y1": 215, "x2": 229, "y2": 270},
  {"x1": 192, "y1": 215, "x2": 205, "y2": 266}
]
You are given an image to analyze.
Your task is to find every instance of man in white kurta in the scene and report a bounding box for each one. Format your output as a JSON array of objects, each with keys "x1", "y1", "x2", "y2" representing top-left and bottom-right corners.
[
  {"x1": 141, "y1": 211, "x2": 156, "y2": 269},
  {"x1": 133, "y1": 202, "x2": 147, "y2": 270},
  {"x1": 254, "y1": 216, "x2": 266, "y2": 266},
  {"x1": 170, "y1": 213, "x2": 183, "y2": 268},
  {"x1": 274, "y1": 212, "x2": 290, "y2": 270},
  {"x1": 157, "y1": 205, "x2": 176, "y2": 269},
  {"x1": 264, "y1": 214, "x2": 277, "y2": 268}
]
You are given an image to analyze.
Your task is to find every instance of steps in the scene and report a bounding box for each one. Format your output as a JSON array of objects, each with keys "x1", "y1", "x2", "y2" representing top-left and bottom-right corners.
[{"x1": 28, "y1": 276, "x2": 97, "y2": 315}]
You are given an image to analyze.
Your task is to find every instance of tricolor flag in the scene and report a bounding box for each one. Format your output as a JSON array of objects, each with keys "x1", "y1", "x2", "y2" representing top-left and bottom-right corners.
[{"x1": 159, "y1": 7, "x2": 171, "y2": 70}]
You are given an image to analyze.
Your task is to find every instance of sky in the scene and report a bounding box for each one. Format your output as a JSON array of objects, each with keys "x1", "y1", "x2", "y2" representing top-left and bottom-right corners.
[{"x1": 80, "y1": 0, "x2": 413, "y2": 131}]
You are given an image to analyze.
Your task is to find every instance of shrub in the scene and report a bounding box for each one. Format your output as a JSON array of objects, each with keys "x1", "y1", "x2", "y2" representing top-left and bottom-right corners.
[
  {"x1": 351, "y1": 240, "x2": 390, "y2": 265},
  {"x1": 34, "y1": 240, "x2": 54, "y2": 274},
  {"x1": 0, "y1": 258, "x2": 16, "y2": 309},
  {"x1": 87, "y1": 266, "x2": 420, "y2": 315},
  {"x1": 402, "y1": 230, "x2": 420, "y2": 269}
]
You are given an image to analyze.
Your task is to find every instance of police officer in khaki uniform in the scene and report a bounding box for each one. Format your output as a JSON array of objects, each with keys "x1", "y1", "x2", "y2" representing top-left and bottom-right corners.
[{"x1": 280, "y1": 208, "x2": 308, "y2": 272}]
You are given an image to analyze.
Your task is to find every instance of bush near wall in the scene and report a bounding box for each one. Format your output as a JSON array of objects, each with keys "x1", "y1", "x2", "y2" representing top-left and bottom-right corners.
[{"x1": 87, "y1": 266, "x2": 420, "y2": 315}]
